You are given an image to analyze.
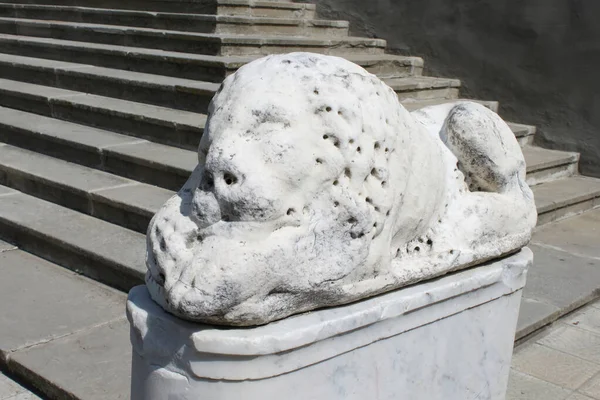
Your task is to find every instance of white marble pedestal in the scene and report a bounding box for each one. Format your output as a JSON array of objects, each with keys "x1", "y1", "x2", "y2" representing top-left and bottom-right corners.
[{"x1": 127, "y1": 248, "x2": 531, "y2": 400}]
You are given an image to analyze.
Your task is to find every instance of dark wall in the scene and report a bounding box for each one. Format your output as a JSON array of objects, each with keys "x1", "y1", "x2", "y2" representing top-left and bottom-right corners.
[{"x1": 308, "y1": 0, "x2": 600, "y2": 177}]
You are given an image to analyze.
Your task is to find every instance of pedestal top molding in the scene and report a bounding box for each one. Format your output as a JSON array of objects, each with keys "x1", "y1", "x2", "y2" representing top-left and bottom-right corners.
[
  {"x1": 127, "y1": 248, "x2": 531, "y2": 380},
  {"x1": 143, "y1": 52, "x2": 537, "y2": 326}
]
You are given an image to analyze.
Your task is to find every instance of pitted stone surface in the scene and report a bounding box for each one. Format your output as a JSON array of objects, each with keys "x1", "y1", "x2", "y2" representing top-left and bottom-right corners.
[{"x1": 145, "y1": 52, "x2": 537, "y2": 326}]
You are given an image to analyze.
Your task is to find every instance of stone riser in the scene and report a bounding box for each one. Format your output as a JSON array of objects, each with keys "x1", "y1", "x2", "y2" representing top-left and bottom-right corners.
[
  {"x1": 0, "y1": 161, "x2": 155, "y2": 234},
  {"x1": 0, "y1": 144, "x2": 174, "y2": 233},
  {"x1": 396, "y1": 87, "x2": 460, "y2": 102},
  {"x1": 0, "y1": 18, "x2": 385, "y2": 56},
  {"x1": 537, "y1": 199, "x2": 600, "y2": 226},
  {"x1": 0, "y1": 79, "x2": 205, "y2": 152},
  {"x1": 0, "y1": 0, "x2": 318, "y2": 18},
  {"x1": 0, "y1": 59, "x2": 216, "y2": 113},
  {"x1": 0, "y1": 35, "x2": 422, "y2": 82},
  {"x1": 0, "y1": 34, "x2": 239, "y2": 82},
  {"x1": 526, "y1": 161, "x2": 578, "y2": 186},
  {"x1": 0, "y1": 6, "x2": 345, "y2": 37},
  {"x1": 218, "y1": 5, "x2": 315, "y2": 19}
]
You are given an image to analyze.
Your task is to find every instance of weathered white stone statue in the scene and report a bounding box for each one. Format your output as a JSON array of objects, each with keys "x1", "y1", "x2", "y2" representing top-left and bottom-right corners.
[{"x1": 144, "y1": 52, "x2": 536, "y2": 326}]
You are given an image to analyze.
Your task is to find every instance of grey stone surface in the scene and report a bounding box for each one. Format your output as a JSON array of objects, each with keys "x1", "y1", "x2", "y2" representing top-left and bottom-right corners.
[
  {"x1": 6, "y1": 392, "x2": 43, "y2": 400},
  {"x1": 533, "y1": 177, "x2": 600, "y2": 214},
  {"x1": 0, "y1": 17, "x2": 386, "y2": 56},
  {"x1": 0, "y1": 144, "x2": 173, "y2": 232},
  {"x1": 104, "y1": 141, "x2": 195, "y2": 191},
  {"x1": 567, "y1": 394, "x2": 596, "y2": 400},
  {"x1": 0, "y1": 190, "x2": 145, "y2": 291},
  {"x1": 0, "y1": 371, "x2": 25, "y2": 399},
  {"x1": 522, "y1": 244, "x2": 600, "y2": 312},
  {"x1": 510, "y1": 302, "x2": 600, "y2": 400},
  {"x1": 533, "y1": 208, "x2": 600, "y2": 260},
  {"x1": 538, "y1": 325, "x2": 600, "y2": 365},
  {"x1": 0, "y1": 3, "x2": 348, "y2": 36},
  {"x1": 580, "y1": 372, "x2": 600, "y2": 399},
  {"x1": 506, "y1": 370, "x2": 571, "y2": 400},
  {"x1": 93, "y1": 183, "x2": 173, "y2": 219},
  {"x1": 516, "y1": 298, "x2": 560, "y2": 338},
  {"x1": 0, "y1": 143, "x2": 131, "y2": 192},
  {"x1": 9, "y1": 319, "x2": 130, "y2": 400},
  {"x1": 0, "y1": 77, "x2": 205, "y2": 151},
  {"x1": 0, "y1": 249, "x2": 125, "y2": 356},
  {"x1": 512, "y1": 343, "x2": 600, "y2": 389},
  {"x1": 0, "y1": 34, "x2": 423, "y2": 82},
  {"x1": 0, "y1": 239, "x2": 16, "y2": 253}
]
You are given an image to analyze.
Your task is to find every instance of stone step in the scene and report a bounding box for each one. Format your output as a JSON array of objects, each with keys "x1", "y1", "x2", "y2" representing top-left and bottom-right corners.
[
  {"x1": 0, "y1": 3, "x2": 347, "y2": 37},
  {"x1": 0, "y1": 143, "x2": 173, "y2": 233},
  {"x1": 532, "y1": 176, "x2": 600, "y2": 226},
  {"x1": 401, "y1": 98, "x2": 500, "y2": 113},
  {"x1": 0, "y1": 0, "x2": 318, "y2": 18},
  {"x1": 523, "y1": 145, "x2": 580, "y2": 186},
  {"x1": 0, "y1": 17, "x2": 386, "y2": 56},
  {"x1": 0, "y1": 71, "x2": 458, "y2": 132},
  {"x1": 0, "y1": 53, "x2": 219, "y2": 112},
  {"x1": 507, "y1": 122, "x2": 536, "y2": 146},
  {"x1": 0, "y1": 106, "x2": 197, "y2": 190},
  {"x1": 0, "y1": 34, "x2": 423, "y2": 81},
  {"x1": 517, "y1": 208, "x2": 600, "y2": 340},
  {"x1": 0, "y1": 104, "x2": 544, "y2": 195},
  {"x1": 0, "y1": 185, "x2": 145, "y2": 291},
  {"x1": 0, "y1": 54, "x2": 435, "y2": 112},
  {"x1": 384, "y1": 76, "x2": 462, "y2": 102},
  {"x1": 0, "y1": 244, "x2": 130, "y2": 399},
  {"x1": 0, "y1": 78, "x2": 205, "y2": 151}
]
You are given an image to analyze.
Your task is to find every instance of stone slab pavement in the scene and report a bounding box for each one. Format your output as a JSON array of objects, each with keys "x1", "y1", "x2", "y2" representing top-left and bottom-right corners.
[
  {"x1": 509, "y1": 299, "x2": 600, "y2": 400},
  {"x1": 0, "y1": 371, "x2": 41, "y2": 400},
  {"x1": 517, "y1": 208, "x2": 600, "y2": 339}
]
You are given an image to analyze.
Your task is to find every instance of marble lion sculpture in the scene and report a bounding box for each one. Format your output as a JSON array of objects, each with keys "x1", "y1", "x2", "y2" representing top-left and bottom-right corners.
[{"x1": 145, "y1": 52, "x2": 537, "y2": 326}]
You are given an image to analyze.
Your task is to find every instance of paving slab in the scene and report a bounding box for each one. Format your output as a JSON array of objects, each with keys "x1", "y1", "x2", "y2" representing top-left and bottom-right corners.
[
  {"x1": 516, "y1": 244, "x2": 600, "y2": 340},
  {"x1": 524, "y1": 244, "x2": 600, "y2": 311},
  {"x1": 566, "y1": 306, "x2": 600, "y2": 335},
  {"x1": 517, "y1": 298, "x2": 561, "y2": 338},
  {"x1": 0, "y1": 78, "x2": 205, "y2": 150},
  {"x1": 512, "y1": 343, "x2": 600, "y2": 390},
  {"x1": 0, "y1": 250, "x2": 125, "y2": 362},
  {"x1": 0, "y1": 144, "x2": 174, "y2": 232},
  {"x1": 8, "y1": 319, "x2": 130, "y2": 400},
  {"x1": 533, "y1": 177, "x2": 600, "y2": 225},
  {"x1": 567, "y1": 394, "x2": 596, "y2": 400},
  {"x1": 506, "y1": 370, "x2": 571, "y2": 400},
  {"x1": 538, "y1": 325, "x2": 600, "y2": 365},
  {"x1": 580, "y1": 372, "x2": 600, "y2": 399},
  {"x1": 5, "y1": 392, "x2": 43, "y2": 400},
  {"x1": 0, "y1": 239, "x2": 16, "y2": 253},
  {"x1": 0, "y1": 371, "x2": 26, "y2": 399},
  {"x1": 0, "y1": 106, "x2": 194, "y2": 189}
]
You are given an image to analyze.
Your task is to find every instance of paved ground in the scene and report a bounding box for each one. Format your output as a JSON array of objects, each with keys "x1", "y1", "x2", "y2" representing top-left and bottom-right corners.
[
  {"x1": 0, "y1": 372, "x2": 41, "y2": 400},
  {"x1": 516, "y1": 208, "x2": 600, "y2": 339},
  {"x1": 509, "y1": 300, "x2": 600, "y2": 399}
]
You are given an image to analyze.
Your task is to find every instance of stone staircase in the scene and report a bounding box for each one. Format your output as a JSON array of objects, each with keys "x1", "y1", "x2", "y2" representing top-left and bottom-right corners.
[{"x1": 0, "y1": 1, "x2": 599, "y2": 398}]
